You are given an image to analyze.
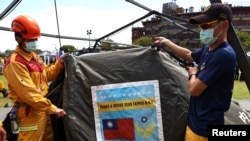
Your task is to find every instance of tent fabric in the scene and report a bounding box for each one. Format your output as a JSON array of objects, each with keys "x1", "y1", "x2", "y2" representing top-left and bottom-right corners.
[
  {"x1": 224, "y1": 100, "x2": 250, "y2": 125},
  {"x1": 47, "y1": 47, "x2": 250, "y2": 141},
  {"x1": 2, "y1": 47, "x2": 250, "y2": 141},
  {"x1": 54, "y1": 47, "x2": 190, "y2": 141}
]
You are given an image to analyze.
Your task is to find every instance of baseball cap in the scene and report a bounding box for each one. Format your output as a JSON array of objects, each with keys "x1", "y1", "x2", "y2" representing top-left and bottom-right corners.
[{"x1": 189, "y1": 3, "x2": 233, "y2": 24}]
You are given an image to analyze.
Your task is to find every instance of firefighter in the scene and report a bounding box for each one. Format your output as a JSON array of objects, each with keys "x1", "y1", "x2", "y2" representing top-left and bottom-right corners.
[
  {"x1": 0, "y1": 80, "x2": 8, "y2": 97},
  {"x1": 3, "y1": 15, "x2": 67, "y2": 141}
]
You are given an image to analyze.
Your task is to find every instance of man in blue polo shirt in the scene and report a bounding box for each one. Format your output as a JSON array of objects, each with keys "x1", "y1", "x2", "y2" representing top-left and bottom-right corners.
[{"x1": 152, "y1": 3, "x2": 236, "y2": 141}]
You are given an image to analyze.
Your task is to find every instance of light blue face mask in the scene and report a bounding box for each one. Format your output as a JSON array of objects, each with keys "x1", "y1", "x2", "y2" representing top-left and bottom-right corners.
[
  {"x1": 199, "y1": 29, "x2": 217, "y2": 45},
  {"x1": 25, "y1": 41, "x2": 38, "y2": 52},
  {"x1": 199, "y1": 22, "x2": 222, "y2": 45}
]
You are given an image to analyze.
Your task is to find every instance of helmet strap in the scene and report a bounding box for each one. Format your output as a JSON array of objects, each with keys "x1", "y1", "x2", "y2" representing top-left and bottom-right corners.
[
  {"x1": 15, "y1": 32, "x2": 22, "y2": 38},
  {"x1": 15, "y1": 32, "x2": 24, "y2": 49},
  {"x1": 18, "y1": 39, "x2": 26, "y2": 51}
]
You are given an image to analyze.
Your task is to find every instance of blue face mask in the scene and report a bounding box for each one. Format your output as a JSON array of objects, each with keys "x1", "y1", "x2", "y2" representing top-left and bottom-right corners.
[
  {"x1": 199, "y1": 22, "x2": 222, "y2": 45},
  {"x1": 25, "y1": 41, "x2": 38, "y2": 52},
  {"x1": 199, "y1": 29, "x2": 217, "y2": 45}
]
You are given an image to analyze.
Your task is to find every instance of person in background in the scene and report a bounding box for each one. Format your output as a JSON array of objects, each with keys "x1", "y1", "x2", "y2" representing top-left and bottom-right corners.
[
  {"x1": 49, "y1": 56, "x2": 56, "y2": 66},
  {"x1": 0, "y1": 121, "x2": 6, "y2": 141},
  {"x1": 234, "y1": 64, "x2": 239, "y2": 80},
  {"x1": 152, "y1": 3, "x2": 236, "y2": 141},
  {"x1": 3, "y1": 15, "x2": 67, "y2": 141},
  {"x1": 63, "y1": 48, "x2": 69, "y2": 54},
  {"x1": 0, "y1": 80, "x2": 8, "y2": 98}
]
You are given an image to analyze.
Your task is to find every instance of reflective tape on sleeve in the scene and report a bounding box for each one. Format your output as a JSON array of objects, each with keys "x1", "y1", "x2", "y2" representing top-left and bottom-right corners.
[{"x1": 19, "y1": 125, "x2": 38, "y2": 131}]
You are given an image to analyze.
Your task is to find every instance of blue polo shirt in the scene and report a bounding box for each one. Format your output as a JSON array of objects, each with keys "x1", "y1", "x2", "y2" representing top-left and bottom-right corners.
[{"x1": 188, "y1": 42, "x2": 237, "y2": 136}]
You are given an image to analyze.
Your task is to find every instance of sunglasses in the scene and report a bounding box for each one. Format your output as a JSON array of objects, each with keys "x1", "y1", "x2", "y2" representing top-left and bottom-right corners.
[{"x1": 198, "y1": 20, "x2": 219, "y2": 29}]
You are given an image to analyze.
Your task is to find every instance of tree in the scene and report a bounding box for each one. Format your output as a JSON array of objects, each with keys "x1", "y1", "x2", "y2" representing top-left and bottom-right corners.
[
  {"x1": 236, "y1": 31, "x2": 250, "y2": 51},
  {"x1": 132, "y1": 36, "x2": 152, "y2": 47},
  {"x1": 5, "y1": 49, "x2": 14, "y2": 57},
  {"x1": 34, "y1": 49, "x2": 43, "y2": 54},
  {"x1": 178, "y1": 41, "x2": 187, "y2": 48},
  {"x1": 60, "y1": 45, "x2": 77, "y2": 53},
  {"x1": 101, "y1": 39, "x2": 117, "y2": 51}
]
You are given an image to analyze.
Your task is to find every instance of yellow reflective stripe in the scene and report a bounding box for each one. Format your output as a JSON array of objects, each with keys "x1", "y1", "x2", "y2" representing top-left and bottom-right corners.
[{"x1": 19, "y1": 125, "x2": 38, "y2": 131}]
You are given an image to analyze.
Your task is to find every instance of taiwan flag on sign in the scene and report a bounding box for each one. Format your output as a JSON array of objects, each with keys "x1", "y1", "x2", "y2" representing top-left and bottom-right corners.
[{"x1": 103, "y1": 118, "x2": 135, "y2": 140}]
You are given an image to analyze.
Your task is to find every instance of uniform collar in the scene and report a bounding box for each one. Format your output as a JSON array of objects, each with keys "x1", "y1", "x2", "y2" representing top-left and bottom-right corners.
[{"x1": 15, "y1": 46, "x2": 37, "y2": 61}]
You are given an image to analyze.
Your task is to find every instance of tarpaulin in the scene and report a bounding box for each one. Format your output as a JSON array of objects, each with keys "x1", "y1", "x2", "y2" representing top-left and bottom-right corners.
[
  {"x1": 49, "y1": 47, "x2": 190, "y2": 141},
  {"x1": 46, "y1": 47, "x2": 250, "y2": 141}
]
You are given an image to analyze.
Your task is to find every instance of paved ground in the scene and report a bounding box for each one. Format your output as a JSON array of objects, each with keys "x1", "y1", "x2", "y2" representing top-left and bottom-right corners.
[{"x1": 0, "y1": 107, "x2": 11, "y2": 121}]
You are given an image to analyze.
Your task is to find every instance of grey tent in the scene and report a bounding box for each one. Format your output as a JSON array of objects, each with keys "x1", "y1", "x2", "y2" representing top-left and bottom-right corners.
[
  {"x1": 50, "y1": 47, "x2": 190, "y2": 141},
  {"x1": 48, "y1": 47, "x2": 250, "y2": 141},
  {"x1": 3, "y1": 47, "x2": 250, "y2": 141}
]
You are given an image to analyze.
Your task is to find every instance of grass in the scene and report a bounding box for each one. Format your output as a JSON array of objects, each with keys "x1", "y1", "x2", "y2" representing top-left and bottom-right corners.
[
  {"x1": 0, "y1": 75, "x2": 250, "y2": 107},
  {"x1": 232, "y1": 80, "x2": 250, "y2": 99}
]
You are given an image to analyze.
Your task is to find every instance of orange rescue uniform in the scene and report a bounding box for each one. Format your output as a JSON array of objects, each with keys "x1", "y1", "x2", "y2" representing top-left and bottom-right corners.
[{"x1": 3, "y1": 46, "x2": 64, "y2": 141}]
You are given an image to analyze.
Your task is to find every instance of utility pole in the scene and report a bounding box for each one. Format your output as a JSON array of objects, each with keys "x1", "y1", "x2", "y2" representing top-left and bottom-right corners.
[{"x1": 87, "y1": 30, "x2": 92, "y2": 48}]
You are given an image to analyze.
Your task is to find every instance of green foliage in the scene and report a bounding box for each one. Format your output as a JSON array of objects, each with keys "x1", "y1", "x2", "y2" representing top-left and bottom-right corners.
[
  {"x1": 101, "y1": 39, "x2": 118, "y2": 51},
  {"x1": 34, "y1": 49, "x2": 43, "y2": 54},
  {"x1": 178, "y1": 41, "x2": 187, "y2": 48},
  {"x1": 236, "y1": 31, "x2": 250, "y2": 51},
  {"x1": 60, "y1": 45, "x2": 77, "y2": 53},
  {"x1": 2, "y1": 49, "x2": 43, "y2": 56},
  {"x1": 4, "y1": 49, "x2": 14, "y2": 57},
  {"x1": 101, "y1": 39, "x2": 112, "y2": 47},
  {"x1": 132, "y1": 36, "x2": 152, "y2": 47}
]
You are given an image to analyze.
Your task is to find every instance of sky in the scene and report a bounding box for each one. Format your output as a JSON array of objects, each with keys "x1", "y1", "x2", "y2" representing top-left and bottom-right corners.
[{"x1": 0, "y1": 0, "x2": 249, "y2": 53}]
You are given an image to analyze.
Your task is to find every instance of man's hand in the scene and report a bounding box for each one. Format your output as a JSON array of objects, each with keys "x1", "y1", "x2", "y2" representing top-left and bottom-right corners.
[
  {"x1": 152, "y1": 37, "x2": 170, "y2": 49},
  {"x1": 54, "y1": 108, "x2": 66, "y2": 118},
  {"x1": 58, "y1": 53, "x2": 69, "y2": 63},
  {"x1": 187, "y1": 66, "x2": 198, "y2": 76}
]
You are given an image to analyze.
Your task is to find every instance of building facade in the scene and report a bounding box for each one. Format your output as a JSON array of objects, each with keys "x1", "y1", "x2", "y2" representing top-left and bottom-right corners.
[{"x1": 132, "y1": 2, "x2": 250, "y2": 50}]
